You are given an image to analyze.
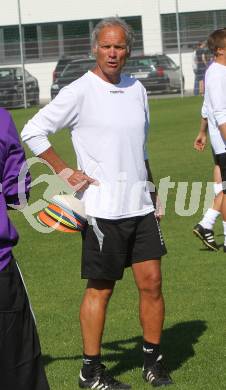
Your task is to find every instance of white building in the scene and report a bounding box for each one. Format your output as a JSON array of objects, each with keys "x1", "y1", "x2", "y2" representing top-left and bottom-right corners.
[{"x1": 1, "y1": 0, "x2": 226, "y2": 100}]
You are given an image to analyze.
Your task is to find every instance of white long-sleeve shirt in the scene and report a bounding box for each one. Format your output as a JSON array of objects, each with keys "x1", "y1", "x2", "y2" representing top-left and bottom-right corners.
[
  {"x1": 202, "y1": 62, "x2": 226, "y2": 154},
  {"x1": 21, "y1": 71, "x2": 154, "y2": 219}
]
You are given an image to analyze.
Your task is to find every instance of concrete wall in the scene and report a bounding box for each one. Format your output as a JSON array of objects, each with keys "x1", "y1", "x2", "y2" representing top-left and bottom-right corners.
[
  {"x1": 159, "y1": 0, "x2": 226, "y2": 14},
  {"x1": 2, "y1": 0, "x2": 225, "y2": 25},
  {"x1": 0, "y1": 0, "x2": 153, "y2": 24}
]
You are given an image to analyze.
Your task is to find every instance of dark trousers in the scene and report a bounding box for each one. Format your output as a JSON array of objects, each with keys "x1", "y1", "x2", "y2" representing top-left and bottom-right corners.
[
  {"x1": 0, "y1": 258, "x2": 49, "y2": 390},
  {"x1": 193, "y1": 71, "x2": 199, "y2": 95}
]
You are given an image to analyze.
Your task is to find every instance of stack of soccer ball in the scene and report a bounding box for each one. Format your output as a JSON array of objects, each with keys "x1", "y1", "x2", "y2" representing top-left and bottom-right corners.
[{"x1": 37, "y1": 194, "x2": 87, "y2": 233}]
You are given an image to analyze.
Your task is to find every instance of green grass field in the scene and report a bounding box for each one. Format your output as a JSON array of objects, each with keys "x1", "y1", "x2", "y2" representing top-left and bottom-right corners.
[{"x1": 9, "y1": 96, "x2": 226, "y2": 389}]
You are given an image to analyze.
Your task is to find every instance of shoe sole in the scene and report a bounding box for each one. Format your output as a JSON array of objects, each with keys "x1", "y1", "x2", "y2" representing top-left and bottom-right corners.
[{"x1": 193, "y1": 229, "x2": 219, "y2": 251}]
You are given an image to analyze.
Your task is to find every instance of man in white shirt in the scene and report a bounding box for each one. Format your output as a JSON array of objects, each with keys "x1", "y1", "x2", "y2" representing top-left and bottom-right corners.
[
  {"x1": 21, "y1": 17, "x2": 172, "y2": 388},
  {"x1": 193, "y1": 28, "x2": 226, "y2": 252}
]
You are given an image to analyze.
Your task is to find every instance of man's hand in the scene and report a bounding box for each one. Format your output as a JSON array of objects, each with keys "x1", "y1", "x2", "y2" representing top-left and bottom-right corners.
[
  {"x1": 38, "y1": 147, "x2": 99, "y2": 192},
  {"x1": 194, "y1": 117, "x2": 208, "y2": 151},
  {"x1": 193, "y1": 133, "x2": 207, "y2": 151},
  {"x1": 59, "y1": 168, "x2": 98, "y2": 192}
]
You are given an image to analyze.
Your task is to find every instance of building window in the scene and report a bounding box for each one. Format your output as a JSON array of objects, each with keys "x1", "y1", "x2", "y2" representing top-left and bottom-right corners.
[
  {"x1": 161, "y1": 9, "x2": 226, "y2": 52},
  {"x1": 0, "y1": 15, "x2": 143, "y2": 64},
  {"x1": 124, "y1": 16, "x2": 143, "y2": 55},
  {"x1": 63, "y1": 20, "x2": 90, "y2": 56},
  {"x1": 24, "y1": 25, "x2": 39, "y2": 59},
  {"x1": 3, "y1": 26, "x2": 20, "y2": 59},
  {"x1": 41, "y1": 23, "x2": 59, "y2": 58}
]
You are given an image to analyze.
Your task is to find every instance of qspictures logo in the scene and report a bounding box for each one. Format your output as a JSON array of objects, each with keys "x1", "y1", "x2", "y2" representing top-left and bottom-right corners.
[{"x1": 13, "y1": 157, "x2": 218, "y2": 234}]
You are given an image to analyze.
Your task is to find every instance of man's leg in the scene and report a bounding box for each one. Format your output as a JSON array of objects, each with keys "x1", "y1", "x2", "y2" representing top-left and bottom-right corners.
[
  {"x1": 132, "y1": 260, "x2": 164, "y2": 345},
  {"x1": 80, "y1": 279, "x2": 115, "y2": 355},
  {"x1": 220, "y1": 194, "x2": 226, "y2": 251},
  {"x1": 193, "y1": 164, "x2": 222, "y2": 251},
  {"x1": 132, "y1": 259, "x2": 172, "y2": 387},
  {"x1": 194, "y1": 73, "x2": 199, "y2": 96},
  {"x1": 220, "y1": 194, "x2": 226, "y2": 220},
  {"x1": 79, "y1": 279, "x2": 131, "y2": 389},
  {"x1": 212, "y1": 164, "x2": 223, "y2": 211},
  {"x1": 213, "y1": 154, "x2": 226, "y2": 251},
  {"x1": 199, "y1": 79, "x2": 204, "y2": 95},
  {"x1": 213, "y1": 164, "x2": 226, "y2": 250}
]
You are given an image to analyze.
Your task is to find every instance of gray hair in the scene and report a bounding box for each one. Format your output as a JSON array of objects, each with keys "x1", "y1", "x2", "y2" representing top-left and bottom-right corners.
[{"x1": 91, "y1": 17, "x2": 134, "y2": 53}]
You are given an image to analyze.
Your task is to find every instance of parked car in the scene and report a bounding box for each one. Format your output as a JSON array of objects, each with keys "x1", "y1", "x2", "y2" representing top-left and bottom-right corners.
[
  {"x1": 51, "y1": 56, "x2": 167, "y2": 99},
  {"x1": 51, "y1": 53, "x2": 184, "y2": 99},
  {"x1": 148, "y1": 54, "x2": 184, "y2": 92},
  {"x1": 127, "y1": 54, "x2": 184, "y2": 93},
  {"x1": 124, "y1": 57, "x2": 168, "y2": 94},
  {"x1": 52, "y1": 54, "x2": 90, "y2": 83},
  {"x1": 51, "y1": 58, "x2": 96, "y2": 99},
  {"x1": 0, "y1": 67, "x2": 39, "y2": 108}
]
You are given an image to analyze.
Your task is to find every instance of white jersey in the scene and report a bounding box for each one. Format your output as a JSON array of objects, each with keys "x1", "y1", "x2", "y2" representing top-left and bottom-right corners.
[
  {"x1": 202, "y1": 62, "x2": 226, "y2": 154},
  {"x1": 22, "y1": 71, "x2": 154, "y2": 219}
]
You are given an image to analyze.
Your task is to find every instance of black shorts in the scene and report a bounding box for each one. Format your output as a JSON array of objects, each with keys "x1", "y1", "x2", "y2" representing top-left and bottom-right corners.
[
  {"x1": 0, "y1": 258, "x2": 49, "y2": 390},
  {"x1": 215, "y1": 153, "x2": 226, "y2": 193},
  {"x1": 81, "y1": 211, "x2": 167, "y2": 281}
]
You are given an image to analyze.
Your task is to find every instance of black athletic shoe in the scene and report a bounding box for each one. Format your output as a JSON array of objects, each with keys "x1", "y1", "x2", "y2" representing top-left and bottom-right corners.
[
  {"x1": 79, "y1": 364, "x2": 131, "y2": 389},
  {"x1": 142, "y1": 355, "x2": 173, "y2": 387},
  {"x1": 193, "y1": 224, "x2": 218, "y2": 251}
]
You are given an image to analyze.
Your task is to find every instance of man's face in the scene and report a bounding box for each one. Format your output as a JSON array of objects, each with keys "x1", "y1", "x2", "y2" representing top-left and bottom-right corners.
[{"x1": 92, "y1": 25, "x2": 129, "y2": 83}]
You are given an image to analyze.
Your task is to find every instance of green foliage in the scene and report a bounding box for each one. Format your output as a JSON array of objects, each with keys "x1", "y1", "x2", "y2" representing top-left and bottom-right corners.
[{"x1": 9, "y1": 98, "x2": 226, "y2": 389}]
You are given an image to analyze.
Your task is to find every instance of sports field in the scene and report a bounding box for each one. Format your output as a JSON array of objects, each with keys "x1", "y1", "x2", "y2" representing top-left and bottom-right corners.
[{"x1": 9, "y1": 96, "x2": 226, "y2": 389}]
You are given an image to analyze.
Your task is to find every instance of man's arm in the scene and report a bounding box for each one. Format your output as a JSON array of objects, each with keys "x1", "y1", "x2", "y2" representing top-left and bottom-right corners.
[
  {"x1": 145, "y1": 159, "x2": 157, "y2": 210},
  {"x1": 21, "y1": 87, "x2": 97, "y2": 192},
  {"x1": 38, "y1": 147, "x2": 97, "y2": 192},
  {"x1": 219, "y1": 123, "x2": 226, "y2": 141},
  {"x1": 145, "y1": 159, "x2": 156, "y2": 201},
  {"x1": 2, "y1": 109, "x2": 31, "y2": 209},
  {"x1": 145, "y1": 159, "x2": 163, "y2": 219}
]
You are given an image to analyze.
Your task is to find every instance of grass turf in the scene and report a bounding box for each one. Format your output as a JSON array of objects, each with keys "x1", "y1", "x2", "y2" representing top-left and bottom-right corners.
[{"x1": 8, "y1": 96, "x2": 226, "y2": 389}]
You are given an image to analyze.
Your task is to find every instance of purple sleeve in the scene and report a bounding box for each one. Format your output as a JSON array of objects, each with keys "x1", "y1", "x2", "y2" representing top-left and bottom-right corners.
[{"x1": 2, "y1": 112, "x2": 31, "y2": 205}]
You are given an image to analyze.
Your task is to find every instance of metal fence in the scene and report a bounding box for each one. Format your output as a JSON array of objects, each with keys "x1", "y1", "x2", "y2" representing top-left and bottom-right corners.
[{"x1": 0, "y1": 2, "x2": 225, "y2": 108}]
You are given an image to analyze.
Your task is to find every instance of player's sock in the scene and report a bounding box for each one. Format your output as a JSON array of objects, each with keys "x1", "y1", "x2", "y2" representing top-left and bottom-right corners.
[
  {"x1": 223, "y1": 221, "x2": 226, "y2": 246},
  {"x1": 81, "y1": 353, "x2": 101, "y2": 377},
  {"x1": 199, "y1": 208, "x2": 220, "y2": 230},
  {"x1": 143, "y1": 340, "x2": 160, "y2": 368},
  {"x1": 213, "y1": 182, "x2": 223, "y2": 196}
]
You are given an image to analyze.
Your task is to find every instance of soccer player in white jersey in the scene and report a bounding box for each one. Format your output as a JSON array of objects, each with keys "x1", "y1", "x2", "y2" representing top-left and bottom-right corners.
[
  {"x1": 193, "y1": 28, "x2": 226, "y2": 252},
  {"x1": 21, "y1": 17, "x2": 172, "y2": 388}
]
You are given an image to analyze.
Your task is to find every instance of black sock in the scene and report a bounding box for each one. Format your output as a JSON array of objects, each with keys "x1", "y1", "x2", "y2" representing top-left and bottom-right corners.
[
  {"x1": 143, "y1": 340, "x2": 160, "y2": 368},
  {"x1": 82, "y1": 353, "x2": 101, "y2": 377}
]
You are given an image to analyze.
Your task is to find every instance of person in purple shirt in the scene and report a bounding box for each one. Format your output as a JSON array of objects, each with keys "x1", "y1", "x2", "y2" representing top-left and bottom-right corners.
[{"x1": 0, "y1": 108, "x2": 49, "y2": 389}]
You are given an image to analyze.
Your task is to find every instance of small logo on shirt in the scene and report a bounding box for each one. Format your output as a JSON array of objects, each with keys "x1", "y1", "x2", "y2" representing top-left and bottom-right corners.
[
  {"x1": 109, "y1": 90, "x2": 124, "y2": 94},
  {"x1": 143, "y1": 347, "x2": 154, "y2": 354}
]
